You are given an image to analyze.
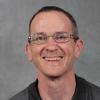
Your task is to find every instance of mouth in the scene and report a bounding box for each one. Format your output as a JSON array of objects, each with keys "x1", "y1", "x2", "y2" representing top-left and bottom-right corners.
[{"x1": 42, "y1": 56, "x2": 63, "y2": 61}]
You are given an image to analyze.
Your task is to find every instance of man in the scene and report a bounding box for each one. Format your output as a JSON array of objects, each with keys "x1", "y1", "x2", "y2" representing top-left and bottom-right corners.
[{"x1": 9, "y1": 6, "x2": 100, "y2": 100}]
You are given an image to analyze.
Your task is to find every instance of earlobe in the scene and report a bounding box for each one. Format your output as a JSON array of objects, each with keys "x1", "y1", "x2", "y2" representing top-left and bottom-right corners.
[
  {"x1": 75, "y1": 39, "x2": 84, "y2": 58},
  {"x1": 25, "y1": 43, "x2": 33, "y2": 62}
]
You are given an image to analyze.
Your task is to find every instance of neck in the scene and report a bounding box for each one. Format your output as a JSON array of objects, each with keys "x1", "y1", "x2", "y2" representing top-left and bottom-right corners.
[{"x1": 37, "y1": 70, "x2": 76, "y2": 100}]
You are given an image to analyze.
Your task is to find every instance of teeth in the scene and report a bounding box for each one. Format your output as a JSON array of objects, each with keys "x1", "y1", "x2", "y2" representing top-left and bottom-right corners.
[{"x1": 42, "y1": 56, "x2": 63, "y2": 61}]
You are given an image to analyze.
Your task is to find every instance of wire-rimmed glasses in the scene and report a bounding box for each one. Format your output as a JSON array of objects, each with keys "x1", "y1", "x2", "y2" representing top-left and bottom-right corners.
[{"x1": 28, "y1": 32, "x2": 79, "y2": 45}]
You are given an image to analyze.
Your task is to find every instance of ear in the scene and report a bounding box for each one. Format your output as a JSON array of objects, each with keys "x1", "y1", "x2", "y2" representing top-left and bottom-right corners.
[
  {"x1": 75, "y1": 39, "x2": 84, "y2": 58},
  {"x1": 25, "y1": 43, "x2": 33, "y2": 62}
]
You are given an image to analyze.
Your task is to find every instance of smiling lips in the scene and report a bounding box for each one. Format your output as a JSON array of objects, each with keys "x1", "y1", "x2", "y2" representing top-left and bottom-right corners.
[{"x1": 42, "y1": 56, "x2": 63, "y2": 61}]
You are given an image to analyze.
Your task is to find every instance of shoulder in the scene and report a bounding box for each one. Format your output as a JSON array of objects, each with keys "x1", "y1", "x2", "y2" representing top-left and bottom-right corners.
[
  {"x1": 90, "y1": 82, "x2": 100, "y2": 100},
  {"x1": 81, "y1": 77, "x2": 100, "y2": 93},
  {"x1": 9, "y1": 80, "x2": 39, "y2": 100},
  {"x1": 8, "y1": 81, "x2": 37, "y2": 100},
  {"x1": 77, "y1": 75, "x2": 100, "y2": 99},
  {"x1": 8, "y1": 88, "x2": 28, "y2": 100}
]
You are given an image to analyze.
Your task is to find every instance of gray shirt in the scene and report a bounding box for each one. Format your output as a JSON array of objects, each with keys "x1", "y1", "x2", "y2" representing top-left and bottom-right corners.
[{"x1": 9, "y1": 75, "x2": 100, "y2": 100}]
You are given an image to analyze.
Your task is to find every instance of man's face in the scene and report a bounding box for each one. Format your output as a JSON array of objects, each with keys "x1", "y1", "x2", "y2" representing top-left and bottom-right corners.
[{"x1": 26, "y1": 11, "x2": 83, "y2": 77}]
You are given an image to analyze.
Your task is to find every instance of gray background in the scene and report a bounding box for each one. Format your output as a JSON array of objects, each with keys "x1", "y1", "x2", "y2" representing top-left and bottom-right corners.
[{"x1": 0, "y1": 0, "x2": 100, "y2": 100}]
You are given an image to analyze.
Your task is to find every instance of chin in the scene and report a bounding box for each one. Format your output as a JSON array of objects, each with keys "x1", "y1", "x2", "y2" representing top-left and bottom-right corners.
[
  {"x1": 43, "y1": 70, "x2": 66, "y2": 79},
  {"x1": 45, "y1": 74, "x2": 62, "y2": 80}
]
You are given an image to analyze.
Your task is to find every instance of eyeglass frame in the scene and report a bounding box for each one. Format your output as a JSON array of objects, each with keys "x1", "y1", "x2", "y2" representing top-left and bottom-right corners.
[{"x1": 28, "y1": 32, "x2": 79, "y2": 45}]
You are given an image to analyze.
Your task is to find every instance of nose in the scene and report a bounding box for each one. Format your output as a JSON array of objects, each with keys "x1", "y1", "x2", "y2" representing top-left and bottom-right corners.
[
  {"x1": 46, "y1": 46, "x2": 58, "y2": 52},
  {"x1": 45, "y1": 37, "x2": 58, "y2": 52}
]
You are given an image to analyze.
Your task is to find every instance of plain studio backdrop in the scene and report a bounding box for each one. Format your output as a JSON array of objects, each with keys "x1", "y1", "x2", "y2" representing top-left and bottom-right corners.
[{"x1": 0, "y1": 0, "x2": 100, "y2": 100}]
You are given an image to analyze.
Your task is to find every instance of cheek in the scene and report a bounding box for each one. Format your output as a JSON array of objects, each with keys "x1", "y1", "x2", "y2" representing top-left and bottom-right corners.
[
  {"x1": 31, "y1": 48, "x2": 39, "y2": 59},
  {"x1": 31, "y1": 45, "x2": 43, "y2": 62},
  {"x1": 61, "y1": 44, "x2": 75, "y2": 57},
  {"x1": 30, "y1": 49, "x2": 41, "y2": 67},
  {"x1": 66, "y1": 48, "x2": 75, "y2": 61}
]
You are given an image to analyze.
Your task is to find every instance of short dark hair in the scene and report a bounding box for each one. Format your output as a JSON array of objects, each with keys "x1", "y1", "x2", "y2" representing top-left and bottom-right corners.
[{"x1": 29, "y1": 6, "x2": 79, "y2": 38}]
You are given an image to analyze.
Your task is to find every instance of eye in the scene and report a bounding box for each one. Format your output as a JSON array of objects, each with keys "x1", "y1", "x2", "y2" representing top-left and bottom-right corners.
[
  {"x1": 57, "y1": 35, "x2": 68, "y2": 39},
  {"x1": 55, "y1": 33, "x2": 68, "y2": 40},
  {"x1": 36, "y1": 36, "x2": 45, "y2": 40},
  {"x1": 32, "y1": 34, "x2": 47, "y2": 41}
]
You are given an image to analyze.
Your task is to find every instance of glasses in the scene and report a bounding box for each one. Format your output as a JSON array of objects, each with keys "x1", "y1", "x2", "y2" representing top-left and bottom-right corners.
[{"x1": 28, "y1": 32, "x2": 79, "y2": 45}]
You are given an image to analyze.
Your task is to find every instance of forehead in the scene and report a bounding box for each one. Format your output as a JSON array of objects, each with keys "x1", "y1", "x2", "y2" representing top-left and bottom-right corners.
[{"x1": 30, "y1": 11, "x2": 73, "y2": 33}]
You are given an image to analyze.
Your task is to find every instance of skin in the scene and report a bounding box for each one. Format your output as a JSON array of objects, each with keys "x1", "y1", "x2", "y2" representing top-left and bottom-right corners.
[{"x1": 26, "y1": 11, "x2": 83, "y2": 100}]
